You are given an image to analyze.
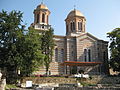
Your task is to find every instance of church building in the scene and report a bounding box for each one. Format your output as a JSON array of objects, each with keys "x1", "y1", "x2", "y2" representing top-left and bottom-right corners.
[{"x1": 31, "y1": 3, "x2": 109, "y2": 75}]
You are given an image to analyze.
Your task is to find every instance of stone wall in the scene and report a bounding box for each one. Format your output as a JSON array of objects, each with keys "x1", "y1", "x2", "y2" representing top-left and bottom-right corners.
[
  {"x1": 21, "y1": 76, "x2": 120, "y2": 89},
  {"x1": 0, "y1": 79, "x2": 6, "y2": 90},
  {"x1": 54, "y1": 87, "x2": 120, "y2": 90},
  {"x1": 82, "y1": 75, "x2": 120, "y2": 85},
  {"x1": 22, "y1": 76, "x2": 120, "y2": 85},
  {"x1": 22, "y1": 77, "x2": 77, "y2": 84}
]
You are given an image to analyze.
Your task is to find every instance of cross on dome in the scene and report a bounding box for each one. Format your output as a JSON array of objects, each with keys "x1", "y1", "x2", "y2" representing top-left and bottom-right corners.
[
  {"x1": 74, "y1": 5, "x2": 76, "y2": 10},
  {"x1": 41, "y1": 0, "x2": 44, "y2": 4}
]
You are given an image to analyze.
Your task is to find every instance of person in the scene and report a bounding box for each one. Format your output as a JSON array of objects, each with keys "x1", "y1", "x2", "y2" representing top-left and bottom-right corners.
[
  {"x1": 78, "y1": 70, "x2": 84, "y2": 74},
  {"x1": 49, "y1": 71, "x2": 51, "y2": 75}
]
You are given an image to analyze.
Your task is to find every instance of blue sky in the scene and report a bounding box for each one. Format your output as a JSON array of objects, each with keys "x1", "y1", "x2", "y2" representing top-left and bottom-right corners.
[{"x1": 0, "y1": 0, "x2": 120, "y2": 41}]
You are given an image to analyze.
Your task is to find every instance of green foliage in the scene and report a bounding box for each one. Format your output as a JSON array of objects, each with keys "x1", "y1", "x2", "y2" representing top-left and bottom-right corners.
[
  {"x1": 0, "y1": 10, "x2": 44, "y2": 81},
  {"x1": 6, "y1": 84, "x2": 18, "y2": 89},
  {"x1": 41, "y1": 28, "x2": 55, "y2": 75},
  {"x1": 15, "y1": 27, "x2": 44, "y2": 76},
  {"x1": 0, "y1": 10, "x2": 23, "y2": 72},
  {"x1": 107, "y1": 28, "x2": 120, "y2": 72}
]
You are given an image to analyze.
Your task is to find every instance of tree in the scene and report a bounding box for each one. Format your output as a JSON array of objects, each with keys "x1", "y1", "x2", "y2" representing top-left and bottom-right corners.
[
  {"x1": 41, "y1": 28, "x2": 55, "y2": 75},
  {"x1": 107, "y1": 28, "x2": 120, "y2": 72},
  {"x1": 0, "y1": 10, "x2": 23, "y2": 78},
  {"x1": 15, "y1": 27, "x2": 44, "y2": 76},
  {"x1": 0, "y1": 10, "x2": 44, "y2": 83}
]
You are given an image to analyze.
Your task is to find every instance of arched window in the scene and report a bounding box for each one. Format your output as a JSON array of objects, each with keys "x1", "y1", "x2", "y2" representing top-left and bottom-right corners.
[
  {"x1": 73, "y1": 22, "x2": 75, "y2": 31},
  {"x1": 78, "y1": 22, "x2": 82, "y2": 31},
  {"x1": 80, "y1": 22, "x2": 82, "y2": 30},
  {"x1": 103, "y1": 51, "x2": 106, "y2": 61},
  {"x1": 71, "y1": 51, "x2": 74, "y2": 61},
  {"x1": 70, "y1": 22, "x2": 73, "y2": 32},
  {"x1": 78, "y1": 22, "x2": 80, "y2": 31},
  {"x1": 61, "y1": 49, "x2": 64, "y2": 62},
  {"x1": 66, "y1": 25, "x2": 68, "y2": 34},
  {"x1": 88, "y1": 49, "x2": 91, "y2": 62},
  {"x1": 84, "y1": 49, "x2": 87, "y2": 62},
  {"x1": 84, "y1": 49, "x2": 92, "y2": 62},
  {"x1": 55, "y1": 48, "x2": 58, "y2": 62},
  {"x1": 36, "y1": 14, "x2": 39, "y2": 23},
  {"x1": 71, "y1": 51, "x2": 74, "y2": 56},
  {"x1": 42, "y1": 13, "x2": 45, "y2": 23}
]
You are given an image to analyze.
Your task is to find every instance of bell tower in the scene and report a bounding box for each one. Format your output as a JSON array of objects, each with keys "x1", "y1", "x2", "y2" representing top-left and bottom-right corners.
[
  {"x1": 65, "y1": 9, "x2": 86, "y2": 36},
  {"x1": 31, "y1": 2, "x2": 51, "y2": 30}
]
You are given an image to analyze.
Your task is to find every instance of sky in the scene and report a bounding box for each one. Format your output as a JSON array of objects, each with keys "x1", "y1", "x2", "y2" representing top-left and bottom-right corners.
[{"x1": 0, "y1": 0, "x2": 120, "y2": 41}]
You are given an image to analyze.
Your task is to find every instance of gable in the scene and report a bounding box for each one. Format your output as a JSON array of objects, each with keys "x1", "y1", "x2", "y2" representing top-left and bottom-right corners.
[{"x1": 77, "y1": 33, "x2": 98, "y2": 42}]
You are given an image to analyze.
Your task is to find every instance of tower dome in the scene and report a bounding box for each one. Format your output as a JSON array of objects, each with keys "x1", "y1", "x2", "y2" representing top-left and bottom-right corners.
[
  {"x1": 32, "y1": 3, "x2": 51, "y2": 30},
  {"x1": 65, "y1": 9, "x2": 86, "y2": 36},
  {"x1": 37, "y1": 3, "x2": 48, "y2": 10},
  {"x1": 67, "y1": 9, "x2": 84, "y2": 18}
]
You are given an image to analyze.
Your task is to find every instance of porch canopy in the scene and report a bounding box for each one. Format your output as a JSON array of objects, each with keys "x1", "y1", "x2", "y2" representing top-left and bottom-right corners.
[{"x1": 61, "y1": 61, "x2": 102, "y2": 66}]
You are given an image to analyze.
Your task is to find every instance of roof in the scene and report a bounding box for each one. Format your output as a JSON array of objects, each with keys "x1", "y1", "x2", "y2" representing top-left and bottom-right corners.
[
  {"x1": 61, "y1": 61, "x2": 102, "y2": 66},
  {"x1": 67, "y1": 9, "x2": 84, "y2": 18},
  {"x1": 86, "y1": 33, "x2": 109, "y2": 43}
]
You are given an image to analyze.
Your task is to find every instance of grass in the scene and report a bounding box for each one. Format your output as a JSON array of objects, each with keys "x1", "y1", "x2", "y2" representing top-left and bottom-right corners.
[{"x1": 5, "y1": 84, "x2": 18, "y2": 89}]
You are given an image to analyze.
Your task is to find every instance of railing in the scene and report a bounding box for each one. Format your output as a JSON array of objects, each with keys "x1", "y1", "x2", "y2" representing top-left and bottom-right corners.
[{"x1": 34, "y1": 24, "x2": 51, "y2": 30}]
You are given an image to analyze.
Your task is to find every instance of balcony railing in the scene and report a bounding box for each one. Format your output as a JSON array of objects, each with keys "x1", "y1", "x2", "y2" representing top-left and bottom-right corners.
[{"x1": 34, "y1": 24, "x2": 51, "y2": 30}]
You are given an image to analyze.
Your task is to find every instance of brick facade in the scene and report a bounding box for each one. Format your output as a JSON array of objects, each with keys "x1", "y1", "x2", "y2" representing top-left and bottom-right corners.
[{"x1": 32, "y1": 3, "x2": 109, "y2": 75}]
